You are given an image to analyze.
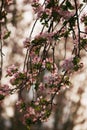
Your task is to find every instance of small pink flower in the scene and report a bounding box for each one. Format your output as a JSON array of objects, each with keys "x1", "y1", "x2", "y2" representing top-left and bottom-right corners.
[
  {"x1": 62, "y1": 58, "x2": 74, "y2": 71},
  {"x1": 5, "y1": 0, "x2": 13, "y2": 5},
  {"x1": 39, "y1": 82, "x2": 45, "y2": 91},
  {"x1": 23, "y1": 38, "x2": 30, "y2": 48},
  {"x1": 10, "y1": 76, "x2": 16, "y2": 85},
  {"x1": 28, "y1": 107, "x2": 35, "y2": 115},
  {"x1": 7, "y1": 65, "x2": 18, "y2": 76},
  {"x1": 3, "y1": 84, "x2": 9, "y2": 91},
  {"x1": 44, "y1": 8, "x2": 52, "y2": 16},
  {"x1": 55, "y1": 7, "x2": 75, "y2": 19}
]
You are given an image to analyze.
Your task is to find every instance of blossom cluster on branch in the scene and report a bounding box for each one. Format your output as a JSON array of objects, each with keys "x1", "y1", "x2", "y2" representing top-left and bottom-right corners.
[{"x1": 0, "y1": 0, "x2": 87, "y2": 128}]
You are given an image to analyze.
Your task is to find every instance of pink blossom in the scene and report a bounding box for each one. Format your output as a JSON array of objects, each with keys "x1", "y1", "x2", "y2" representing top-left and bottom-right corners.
[
  {"x1": 62, "y1": 58, "x2": 74, "y2": 71},
  {"x1": 61, "y1": 11, "x2": 75, "y2": 19},
  {"x1": 54, "y1": 7, "x2": 75, "y2": 19},
  {"x1": 28, "y1": 107, "x2": 35, "y2": 115},
  {"x1": 32, "y1": 55, "x2": 41, "y2": 64},
  {"x1": 5, "y1": 0, "x2": 13, "y2": 5},
  {"x1": 44, "y1": 8, "x2": 52, "y2": 16},
  {"x1": 10, "y1": 76, "x2": 16, "y2": 85},
  {"x1": 80, "y1": 13, "x2": 87, "y2": 23},
  {"x1": 3, "y1": 84, "x2": 9, "y2": 92},
  {"x1": 37, "y1": 6, "x2": 44, "y2": 18},
  {"x1": 0, "y1": 91, "x2": 3, "y2": 95},
  {"x1": 39, "y1": 82, "x2": 45, "y2": 91},
  {"x1": 13, "y1": 72, "x2": 20, "y2": 78},
  {"x1": 0, "y1": 85, "x2": 10, "y2": 96},
  {"x1": 6, "y1": 65, "x2": 18, "y2": 76},
  {"x1": 23, "y1": 38, "x2": 30, "y2": 48}
]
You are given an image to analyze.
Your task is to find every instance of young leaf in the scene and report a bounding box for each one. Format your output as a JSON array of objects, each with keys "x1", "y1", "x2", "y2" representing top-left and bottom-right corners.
[{"x1": 3, "y1": 31, "x2": 11, "y2": 39}]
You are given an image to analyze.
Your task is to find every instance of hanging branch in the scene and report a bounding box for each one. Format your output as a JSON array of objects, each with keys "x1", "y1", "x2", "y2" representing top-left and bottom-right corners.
[
  {"x1": 74, "y1": 0, "x2": 81, "y2": 57},
  {"x1": 0, "y1": 0, "x2": 4, "y2": 80}
]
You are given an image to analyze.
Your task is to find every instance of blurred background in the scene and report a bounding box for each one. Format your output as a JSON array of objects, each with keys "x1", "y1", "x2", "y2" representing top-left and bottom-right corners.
[{"x1": 1, "y1": 0, "x2": 87, "y2": 130}]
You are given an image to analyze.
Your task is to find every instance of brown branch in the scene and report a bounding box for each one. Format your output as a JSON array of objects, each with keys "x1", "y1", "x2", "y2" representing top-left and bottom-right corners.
[{"x1": 74, "y1": 0, "x2": 81, "y2": 57}]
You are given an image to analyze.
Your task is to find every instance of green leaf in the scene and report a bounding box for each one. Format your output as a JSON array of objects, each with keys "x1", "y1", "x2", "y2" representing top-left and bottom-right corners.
[
  {"x1": 45, "y1": 110, "x2": 51, "y2": 118},
  {"x1": 66, "y1": 0, "x2": 74, "y2": 10},
  {"x1": 64, "y1": 30, "x2": 70, "y2": 38},
  {"x1": 63, "y1": 20, "x2": 68, "y2": 26},
  {"x1": 0, "y1": 94, "x2": 5, "y2": 100},
  {"x1": 73, "y1": 65, "x2": 79, "y2": 71},
  {"x1": 80, "y1": 38, "x2": 87, "y2": 48},
  {"x1": 19, "y1": 73, "x2": 26, "y2": 79},
  {"x1": 35, "y1": 106, "x2": 41, "y2": 111},
  {"x1": 26, "y1": 118, "x2": 33, "y2": 125},
  {"x1": 40, "y1": 98, "x2": 48, "y2": 105},
  {"x1": 3, "y1": 31, "x2": 11, "y2": 39},
  {"x1": 49, "y1": 84, "x2": 55, "y2": 88},
  {"x1": 12, "y1": 78, "x2": 21, "y2": 85},
  {"x1": 53, "y1": 33, "x2": 59, "y2": 41},
  {"x1": 84, "y1": 20, "x2": 87, "y2": 26},
  {"x1": 69, "y1": 16, "x2": 77, "y2": 27},
  {"x1": 35, "y1": 47, "x2": 40, "y2": 55},
  {"x1": 35, "y1": 82, "x2": 39, "y2": 90},
  {"x1": 62, "y1": 5, "x2": 67, "y2": 10},
  {"x1": 52, "y1": 11, "x2": 60, "y2": 22},
  {"x1": 79, "y1": 4, "x2": 83, "y2": 9},
  {"x1": 73, "y1": 57, "x2": 80, "y2": 65},
  {"x1": 46, "y1": 0, "x2": 55, "y2": 8},
  {"x1": 32, "y1": 37, "x2": 46, "y2": 45},
  {"x1": 21, "y1": 102, "x2": 26, "y2": 109},
  {"x1": 33, "y1": 63, "x2": 42, "y2": 69},
  {"x1": 46, "y1": 62, "x2": 52, "y2": 71},
  {"x1": 64, "y1": 76, "x2": 71, "y2": 86}
]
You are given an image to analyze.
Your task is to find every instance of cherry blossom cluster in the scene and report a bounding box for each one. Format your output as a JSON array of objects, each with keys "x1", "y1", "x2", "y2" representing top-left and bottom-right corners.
[
  {"x1": 0, "y1": 84, "x2": 9, "y2": 102},
  {"x1": 6, "y1": 65, "x2": 27, "y2": 87},
  {"x1": 1, "y1": 0, "x2": 87, "y2": 127},
  {"x1": 16, "y1": 96, "x2": 51, "y2": 125},
  {"x1": 6, "y1": 0, "x2": 85, "y2": 126}
]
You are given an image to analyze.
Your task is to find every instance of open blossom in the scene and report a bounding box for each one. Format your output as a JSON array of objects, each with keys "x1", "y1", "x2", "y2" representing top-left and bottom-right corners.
[
  {"x1": 6, "y1": 65, "x2": 18, "y2": 76},
  {"x1": 32, "y1": 0, "x2": 52, "y2": 18},
  {"x1": 39, "y1": 82, "x2": 45, "y2": 91},
  {"x1": 0, "y1": 85, "x2": 10, "y2": 97},
  {"x1": 10, "y1": 76, "x2": 16, "y2": 85},
  {"x1": 54, "y1": 7, "x2": 75, "y2": 19},
  {"x1": 62, "y1": 58, "x2": 74, "y2": 71},
  {"x1": 33, "y1": 2, "x2": 52, "y2": 18},
  {"x1": 35, "y1": 5, "x2": 44, "y2": 17},
  {"x1": 3, "y1": 84, "x2": 9, "y2": 92},
  {"x1": 27, "y1": 107, "x2": 35, "y2": 115},
  {"x1": 5, "y1": 0, "x2": 13, "y2": 5},
  {"x1": 81, "y1": 13, "x2": 87, "y2": 23},
  {"x1": 33, "y1": 31, "x2": 54, "y2": 47},
  {"x1": 43, "y1": 63, "x2": 59, "y2": 84},
  {"x1": 43, "y1": 8, "x2": 52, "y2": 16},
  {"x1": 61, "y1": 11, "x2": 75, "y2": 19},
  {"x1": 23, "y1": 38, "x2": 30, "y2": 48},
  {"x1": 32, "y1": 55, "x2": 41, "y2": 64}
]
